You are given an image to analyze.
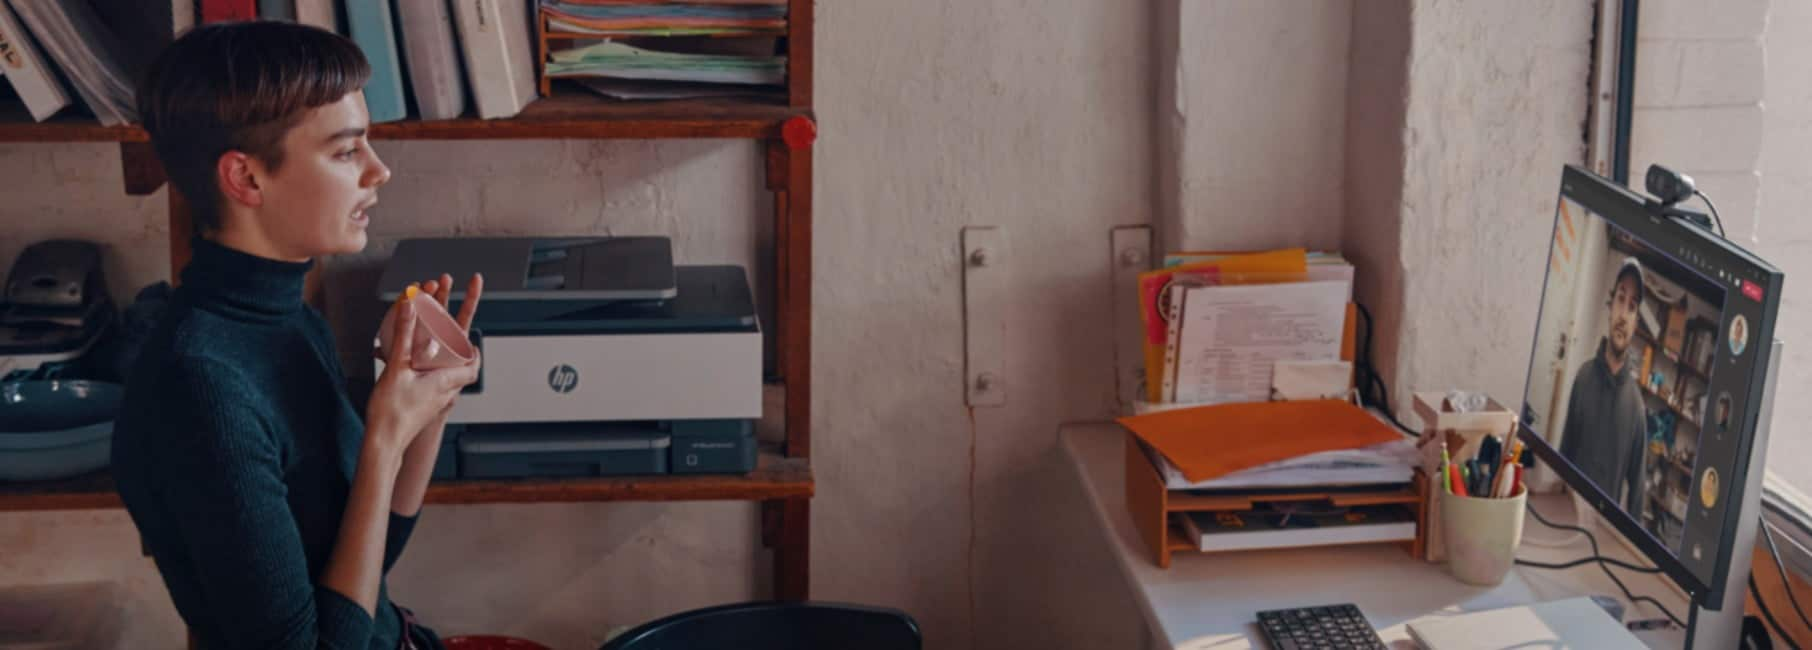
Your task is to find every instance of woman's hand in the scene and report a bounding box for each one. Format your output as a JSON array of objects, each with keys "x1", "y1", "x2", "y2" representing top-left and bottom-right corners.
[
  {"x1": 417, "y1": 272, "x2": 483, "y2": 411},
  {"x1": 364, "y1": 297, "x2": 479, "y2": 461},
  {"x1": 420, "y1": 272, "x2": 483, "y2": 334}
]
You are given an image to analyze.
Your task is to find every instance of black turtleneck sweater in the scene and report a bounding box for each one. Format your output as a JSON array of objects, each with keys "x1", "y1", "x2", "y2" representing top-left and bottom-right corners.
[{"x1": 113, "y1": 238, "x2": 417, "y2": 650}]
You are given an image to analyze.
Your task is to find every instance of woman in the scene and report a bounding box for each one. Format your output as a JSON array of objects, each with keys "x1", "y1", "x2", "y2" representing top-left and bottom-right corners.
[{"x1": 112, "y1": 21, "x2": 481, "y2": 650}]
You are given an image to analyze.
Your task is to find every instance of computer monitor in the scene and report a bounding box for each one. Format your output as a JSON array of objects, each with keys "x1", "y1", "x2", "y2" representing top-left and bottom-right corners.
[{"x1": 1519, "y1": 165, "x2": 1782, "y2": 609}]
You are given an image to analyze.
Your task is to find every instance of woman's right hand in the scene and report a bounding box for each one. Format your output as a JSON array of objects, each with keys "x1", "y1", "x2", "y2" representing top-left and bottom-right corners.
[{"x1": 364, "y1": 298, "x2": 481, "y2": 461}]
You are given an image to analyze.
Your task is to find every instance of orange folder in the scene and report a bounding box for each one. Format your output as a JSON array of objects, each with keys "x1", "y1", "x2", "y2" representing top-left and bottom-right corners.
[{"x1": 1116, "y1": 399, "x2": 1402, "y2": 483}]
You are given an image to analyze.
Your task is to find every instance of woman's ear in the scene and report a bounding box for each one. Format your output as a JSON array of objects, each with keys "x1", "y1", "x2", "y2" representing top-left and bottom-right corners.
[{"x1": 216, "y1": 151, "x2": 264, "y2": 209}]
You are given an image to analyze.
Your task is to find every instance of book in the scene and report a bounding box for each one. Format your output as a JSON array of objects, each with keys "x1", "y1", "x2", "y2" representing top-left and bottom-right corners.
[
  {"x1": 88, "y1": 0, "x2": 179, "y2": 86},
  {"x1": 1181, "y1": 503, "x2": 1415, "y2": 552},
  {"x1": 346, "y1": 0, "x2": 407, "y2": 122},
  {"x1": 201, "y1": 0, "x2": 255, "y2": 23},
  {"x1": 7, "y1": 0, "x2": 137, "y2": 125},
  {"x1": 396, "y1": 0, "x2": 467, "y2": 120},
  {"x1": 452, "y1": 0, "x2": 536, "y2": 119},
  {"x1": 0, "y1": 1, "x2": 71, "y2": 121},
  {"x1": 294, "y1": 0, "x2": 336, "y2": 32},
  {"x1": 258, "y1": 0, "x2": 292, "y2": 21}
]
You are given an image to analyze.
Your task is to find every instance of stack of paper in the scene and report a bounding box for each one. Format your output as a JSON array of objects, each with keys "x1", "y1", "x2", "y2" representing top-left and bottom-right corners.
[
  {"x1": 1117, "y1": 399, "x2": 1406, "y2": 486},
  {"x1": 1145, "y1": 437, "x2": 1417, "y2": 490},
  {"x1": 547, "y1": 41, "x2": 784, "y2": 85},
  {"x1": 541, "y1": 1, "x2": 787, "y2": 36},
  {"x1": 1136, "y1": 249, "x2": 1355, "y2": 407}
]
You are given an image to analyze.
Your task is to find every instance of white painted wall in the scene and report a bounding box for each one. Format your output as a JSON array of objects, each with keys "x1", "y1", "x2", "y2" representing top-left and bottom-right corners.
[
  {"x1": 1157, "y1": 0, "x2": 1351, "y2": 253},
  {"x1": 814, "y1": 2, "x2": 1150, "y2": 648},
  {"x1": 0, "y1": 1, "x2": 1620, "y2": 647},
  {"x1": 1343, "y1": 0, "x2": 1412, "y2": 394},
  {"x1": 1348, "y1": 0, "x2": 1595, "y2": 415},
  {"x1": 1754, "y1": 0, "x2": 1812, "y2": 491},
  {"x1": 0, "y1": 1, "x2": 1154, "y2": 648}
]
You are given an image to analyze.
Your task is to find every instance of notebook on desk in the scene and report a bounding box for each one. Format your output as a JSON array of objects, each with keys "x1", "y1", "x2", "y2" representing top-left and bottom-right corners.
[{"x1": 1406, "y1": 597, "x2": 1645, "y2": 649}]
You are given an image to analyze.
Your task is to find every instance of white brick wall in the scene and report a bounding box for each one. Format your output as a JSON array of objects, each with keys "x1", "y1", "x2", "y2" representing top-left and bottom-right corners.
[
  {"x1": 1639, "y1": 0, "x2": 1768, "y2": 40},
  {"x1": 1755, "y1": 0, "x2": 1812, "y2": 491},
  {"x1": 1630, "y1": 106, "x2": 1765, "y2": 174},
  {"x1": 1634, "y1": 40, "x2": 1764, "y2": 107},
  {"x1": 1629, "y1": 0, "x2": 1767, "y2": 244}
]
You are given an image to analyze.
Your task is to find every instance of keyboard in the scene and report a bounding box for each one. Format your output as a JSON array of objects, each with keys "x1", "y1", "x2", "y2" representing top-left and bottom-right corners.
[{"x1": 1256, "y1": 603, "x2": 1387, "y2": 650}]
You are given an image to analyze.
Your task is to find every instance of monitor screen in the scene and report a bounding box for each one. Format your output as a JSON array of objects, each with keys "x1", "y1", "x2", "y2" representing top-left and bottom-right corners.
[{"x1": 1520, "y1": 165, "x2": 1782, "y2": 607}]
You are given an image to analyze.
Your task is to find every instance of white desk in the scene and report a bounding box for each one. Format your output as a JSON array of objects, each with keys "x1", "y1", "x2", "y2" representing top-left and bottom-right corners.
[{"x1": 1060, "y1": 423, "x2": 1690, "y2": 649}]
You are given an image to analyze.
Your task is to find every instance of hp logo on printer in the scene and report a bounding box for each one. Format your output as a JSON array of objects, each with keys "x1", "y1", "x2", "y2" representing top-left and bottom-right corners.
[{"x1": 547, "y1": 365, "x2": 579, "y2": 394}]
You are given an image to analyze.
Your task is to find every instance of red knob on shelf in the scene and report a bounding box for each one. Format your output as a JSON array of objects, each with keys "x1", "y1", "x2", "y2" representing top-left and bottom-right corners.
[{"x1": 783, "y1": 116, "x2": 816, "y2": 150}]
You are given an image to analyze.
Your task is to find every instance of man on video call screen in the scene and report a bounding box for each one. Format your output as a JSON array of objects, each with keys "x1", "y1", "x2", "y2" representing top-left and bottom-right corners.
[
  {"x1": 1530, "y1": 197, "x2": 1731, "y2": 550},
  {"x1": 1558, "y1": 257, "x2": 1649, "y2": 518}
]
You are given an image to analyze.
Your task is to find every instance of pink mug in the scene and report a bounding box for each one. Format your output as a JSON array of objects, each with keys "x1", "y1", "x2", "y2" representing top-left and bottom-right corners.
[{"x1": 375, "y1": 287, "x2": 477, "y2": 370}]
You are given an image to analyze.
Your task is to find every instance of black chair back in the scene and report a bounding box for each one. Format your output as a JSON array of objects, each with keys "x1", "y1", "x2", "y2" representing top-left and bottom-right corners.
[{"x1": 598, "y1": 601, "x2": 921, "y2": 650}]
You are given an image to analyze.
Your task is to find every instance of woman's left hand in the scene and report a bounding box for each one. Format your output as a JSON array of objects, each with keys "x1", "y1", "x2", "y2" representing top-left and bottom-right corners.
[
  {"x1": 418, "y1": 272, "x2": 484, "y2": 411},
  {"x1": 419, "y1": 272, "x2": 483, "y2": 334}
]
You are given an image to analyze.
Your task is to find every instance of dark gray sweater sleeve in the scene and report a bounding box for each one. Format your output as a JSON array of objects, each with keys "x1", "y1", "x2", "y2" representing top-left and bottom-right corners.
[
  {"x1": 383, "y1": 513, "x2": 417, "y2": 573},
  {"x1": 162, "y1": 360, "x2": 374, "y2": 650},
  {"x1": 305, "y1": 308, "x2": 417, "y2": 575}
]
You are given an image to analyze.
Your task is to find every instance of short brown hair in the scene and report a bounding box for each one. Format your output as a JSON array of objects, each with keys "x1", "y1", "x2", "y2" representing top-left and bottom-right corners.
[{"x1": 137, "y1": 21, "x2": 370, "y2": 232}]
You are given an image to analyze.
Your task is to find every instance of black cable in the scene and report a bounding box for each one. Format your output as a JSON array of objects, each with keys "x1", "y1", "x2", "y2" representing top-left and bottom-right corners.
[
  {"x1": 1755, "y1": 574, "x2": 1807, "y2": 650},
  {"x1": 1763, "y1": 519, "x2": 1812, "y2": 636},
  {"x1": 1514, "y1": 556, "x2": 1663, "y2": 574},
  {"x1": 1520, "y1": 500, "x2": 1686, "y2": 628},
  {"x1": 1352, "y1": 302, "x2": 1416, "y2": 436},
  {"x1": 1696, "y1": 190, "x2": 1727, "y2": 238}
]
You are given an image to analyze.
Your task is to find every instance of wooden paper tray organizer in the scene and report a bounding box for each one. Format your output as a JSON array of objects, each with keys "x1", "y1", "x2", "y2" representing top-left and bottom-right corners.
[{"x1": 1122, "y1": 430, "x2": 1428, "y2": 568}]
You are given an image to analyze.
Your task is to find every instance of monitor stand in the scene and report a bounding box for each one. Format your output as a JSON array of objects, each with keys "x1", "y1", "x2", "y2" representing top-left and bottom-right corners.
[{"x1": 1685, "y1": 338, "x2": 1780, "y2": 649}]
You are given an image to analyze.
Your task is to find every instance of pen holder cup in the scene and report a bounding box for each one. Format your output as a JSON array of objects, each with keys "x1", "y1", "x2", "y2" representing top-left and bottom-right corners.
[
  {"x1": 1412, "y1": 391, "x2": 1519, "y2": 563},
  {"x1": 1439, "y1": 485, "x2": 1527, "y2": 586}
]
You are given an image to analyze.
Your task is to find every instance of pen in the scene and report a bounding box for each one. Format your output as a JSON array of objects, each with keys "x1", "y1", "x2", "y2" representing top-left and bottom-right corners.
[
  {"x1": 1494, "y1": 460, "x2": 1516, "y2": 498},
  {"x1": 1482, "y1": 457, "x2": 1499, "y2": 496},
  {"x1": 1441, "y1": 442, "x2": 1453, "y2": 495}
]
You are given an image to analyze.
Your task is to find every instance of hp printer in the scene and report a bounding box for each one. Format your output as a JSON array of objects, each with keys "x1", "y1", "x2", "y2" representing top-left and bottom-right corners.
[{"x1": 376, "y1": 237, "x2": 760, "y2": 478}]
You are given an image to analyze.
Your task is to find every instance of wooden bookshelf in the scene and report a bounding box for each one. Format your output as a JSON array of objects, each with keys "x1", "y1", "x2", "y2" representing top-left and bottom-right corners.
[
  {"x1": 0, "y1": 0, "x2": 817, "y2": 601},
  {"x1": 0, "y1": 91, "x2": 808, "y2": 144},
  {"x1": 0, "y1": 447, "x2": 810, "y2": 512},
  {"x1": 0, "y1": 100, "x2": 147, "y2": 142}
]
